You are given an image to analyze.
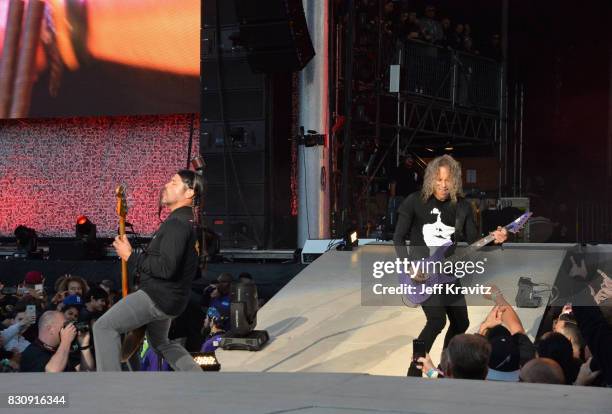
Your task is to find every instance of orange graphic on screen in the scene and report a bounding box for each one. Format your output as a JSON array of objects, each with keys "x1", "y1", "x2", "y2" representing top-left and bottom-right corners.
[{"x1": 0, "y1": 0, "x2": 200, "y2": 119}]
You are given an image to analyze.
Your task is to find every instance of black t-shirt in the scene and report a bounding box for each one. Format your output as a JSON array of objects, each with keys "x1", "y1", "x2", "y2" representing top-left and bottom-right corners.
[
  {"x1": 393, "y1": 192, "x2": 478, "y2": 261},
  {"x1": 391, "y1": 165, "x2": 421, "y2": 198},
  {"x1": 127, "y1": 206, "x2": 198, "y2": 316},
  {"x1": 20, "y1": 342, "x2": 78, "y2": 372},
  {"x1": 513, "y1": 332, "x2": 536, "y2": 366}
]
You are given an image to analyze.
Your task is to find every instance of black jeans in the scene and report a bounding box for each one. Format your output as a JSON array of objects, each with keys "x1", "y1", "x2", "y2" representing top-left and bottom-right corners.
[
  {"x1": 418, "y1": 282, "x2": 470, "y2": 353},
  {"x1": 407, "y1": 282, "x2": 470, "y2": 376}
]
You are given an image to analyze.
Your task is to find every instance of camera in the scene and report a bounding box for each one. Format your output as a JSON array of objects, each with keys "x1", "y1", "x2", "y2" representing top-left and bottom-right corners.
[{"x1": 64, "y1": 320, "x2": 90, "y2": 333}]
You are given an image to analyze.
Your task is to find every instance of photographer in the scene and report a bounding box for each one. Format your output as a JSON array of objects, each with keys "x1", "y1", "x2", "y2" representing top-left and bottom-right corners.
[
  {"x1": 203, "y1": 273, "x2": 232, "y2": 316},
  {"x1": 200, "y1": 307, "x2": 226, "y2": 353},
  {"x1": 20, "y1": 311, "x2": 94, "y2": 372}
]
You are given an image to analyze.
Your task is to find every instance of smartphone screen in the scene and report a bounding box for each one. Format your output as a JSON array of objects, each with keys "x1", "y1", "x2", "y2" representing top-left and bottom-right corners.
[
  {"x1": 412, "y1": 339, "x2": 426, "y2": 362},
  {"x1": 26, "y1": 305, "x2": 37, "y2": 321},
  {"x1": 35, "y1": 284, "x2": 43, "y2": 293}
]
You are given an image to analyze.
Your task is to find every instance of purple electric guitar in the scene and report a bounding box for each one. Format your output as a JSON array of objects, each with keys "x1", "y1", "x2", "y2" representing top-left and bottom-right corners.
[{"x1": 400, "y1": 212, "x2": 532, "y2": 305}]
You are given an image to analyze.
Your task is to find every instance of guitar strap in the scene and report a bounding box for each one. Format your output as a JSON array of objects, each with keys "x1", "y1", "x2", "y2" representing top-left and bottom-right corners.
[{"x1": 454, "y1": 203, "x2": 467, "y2": 243}]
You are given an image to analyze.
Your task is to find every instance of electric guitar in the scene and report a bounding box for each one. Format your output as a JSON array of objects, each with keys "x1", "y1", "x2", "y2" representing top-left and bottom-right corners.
[
  {"x1": 401, "y1": 212, "x2": 532, "y2": 304},
  {"x1": 115, "y1": 184, "x2": 147, "y2": 362},
  {"x1": 115, "y1": 184, "x2": 129, "y2": 297}
]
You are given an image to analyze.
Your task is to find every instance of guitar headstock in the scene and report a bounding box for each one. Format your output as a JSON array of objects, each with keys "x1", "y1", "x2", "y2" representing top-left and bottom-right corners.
[
  {"x1": 115, "y1": 184, "x2": 128, "y2": 219},
  {"x1": 506, "y1": 212, "x2": 532, "y2": 234}
]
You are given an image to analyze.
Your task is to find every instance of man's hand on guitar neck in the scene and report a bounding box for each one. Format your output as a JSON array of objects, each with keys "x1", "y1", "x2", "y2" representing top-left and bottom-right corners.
[
  {"x1": 113, "y1": 235, "x2": 133, "y2": 261},
  {"x1": 490, "y1": 226, "x2": 508, "y2": 244},
  {"x1": 411, "y1": 270, "x2": 428, "y2": 283}
]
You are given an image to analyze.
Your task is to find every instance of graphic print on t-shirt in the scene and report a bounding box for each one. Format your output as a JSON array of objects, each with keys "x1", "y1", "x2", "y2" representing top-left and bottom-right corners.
[{"x1": 422, "y1": 207, "x2": 455, "y2": 254}]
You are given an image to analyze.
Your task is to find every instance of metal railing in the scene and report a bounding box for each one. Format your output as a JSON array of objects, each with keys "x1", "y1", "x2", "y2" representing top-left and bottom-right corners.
[{"x1": 397, "y1": 40, "x2": 501, "y2": 112}]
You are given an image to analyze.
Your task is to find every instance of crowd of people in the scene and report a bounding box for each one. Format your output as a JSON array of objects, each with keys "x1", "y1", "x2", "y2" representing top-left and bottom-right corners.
[
  {"x1": 0, "y1": 270, "x2": 254, "y2": 372},
  {"x1": 413, "y1": 265, "x2": 611, "y2": 388},
  {"x1": 380, "y1": 1, "x2": 502, "y2": 59}
]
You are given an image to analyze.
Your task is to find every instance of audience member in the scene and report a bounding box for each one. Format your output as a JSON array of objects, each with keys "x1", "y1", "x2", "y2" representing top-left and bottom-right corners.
[
  {"x1": 1, "y1": 305, "x2": 35, "y2": 353},
  {"x1": 450, "y1": 23, "x2": 465, "y2": 50},
  {"x1": 519, "y1": 357, "x2": 566, "y2": 384},
  {"x1": 418, "y1": 334, "x2": 491, "y2": 380},
  {"x1": 51, "y1": 275, "x2": 89, "y2": 308},
  {"x1": 553, "y1": 311, "x2": 585, "y2": 360},
  {"x1": 80, "y1": 287, "x2": 109, "y2": 323},
  {"x1": 536, "y1": 332, "x2": 581, "y2": 385},
  {"x1": 20, "y1": 311, "x2": 94, "y2": 372},
  {"x1": 481, "y1": 285, "x2": 536, "y2": 365},
  {"x1": 200, "y1": 307, "x2": 227, "y2": 353},
  {"x1": 419, "y1": 5, "x2": 443, "y2": 44},
  {"x1": 62, "y1": 295, "x2": 84, "y2": 322},
  {"x1": 483, "y1": 325, "x2": 521, "y2": 381}
]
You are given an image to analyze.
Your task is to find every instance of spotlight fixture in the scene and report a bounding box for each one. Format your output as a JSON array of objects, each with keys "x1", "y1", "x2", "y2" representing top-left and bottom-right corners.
[
  {"x1": 14, "y1": 225, "x2": 38, "y2": 257},
  {"x1": 343, "y1": 229, "x2": 359, "y2": 251},
  {"x1": 75, "y1": 216, "x2": 96, "y2": 242},
  {"x1": 191, "y1": 352, "x2": 221, "y2": 371},
  {"x1": 220, "y1": 280, "x2": 270, "y2": 351}
]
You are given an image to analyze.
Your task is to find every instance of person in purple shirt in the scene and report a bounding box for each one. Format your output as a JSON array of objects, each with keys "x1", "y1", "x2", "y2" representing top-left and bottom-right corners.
[{"x1": 200, "y1": 307, "x2": 226, "y2": 353}]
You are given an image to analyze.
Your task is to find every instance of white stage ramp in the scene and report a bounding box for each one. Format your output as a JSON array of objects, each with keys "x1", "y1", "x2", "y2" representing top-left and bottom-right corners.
[{"x1": 219, "y1": 243, "x2": 569, "y2": 375}]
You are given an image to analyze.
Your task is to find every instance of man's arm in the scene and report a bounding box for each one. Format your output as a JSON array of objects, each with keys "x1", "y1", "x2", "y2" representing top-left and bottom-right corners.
[
  {"x1": 393, "y1": 196, "x2": 415, "y2": 260},
  {"x1": 463, "y1": 203, "x2": 479, "y2": 244},
  {"x1": 570, "y1": 280, "x2": 612, "y2": 385},
  {"x1": 77, "y1": 332, "x2": 94, "y2": 371},
  {"x1": 128, "y1": 219, "x2": 191, "y2": 280},
  {"x1": 45, "y1": 342, "x2": 71, "y2": 373},
  {"x1": 45, "y1": 324, "x2": 77, "y2": 373}
]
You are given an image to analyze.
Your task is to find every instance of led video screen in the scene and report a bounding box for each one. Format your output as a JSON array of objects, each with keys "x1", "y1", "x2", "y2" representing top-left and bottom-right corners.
[{"x1": 0, "y1": 0, "x2": 199, "y2": 119}]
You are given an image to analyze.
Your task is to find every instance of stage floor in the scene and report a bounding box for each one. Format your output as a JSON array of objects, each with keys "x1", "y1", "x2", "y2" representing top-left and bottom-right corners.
[
  {"x1": 218, "y1": 244, "x2": 569, "y2": 375},
  {"x1": 2, "y1": 371, "x2": 610, "y2": 414}
]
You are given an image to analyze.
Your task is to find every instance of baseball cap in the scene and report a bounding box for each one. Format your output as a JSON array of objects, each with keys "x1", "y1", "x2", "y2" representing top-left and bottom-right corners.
[
  {"x1": 63, "y1": 294, "x2": 84, "y2": 308},
  {"x1": 24, "y1": 271, "x2": 44, "y2": 285},
  {"x1": 486, "y1": 325, "x2": 520, "y2": 381}
]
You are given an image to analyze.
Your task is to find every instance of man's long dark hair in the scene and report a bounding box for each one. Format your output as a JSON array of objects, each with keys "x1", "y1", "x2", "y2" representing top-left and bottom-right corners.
[
  {"x1": 157, "y1": 169, "x2": 205, "y2": 223},
  {"x1": 178, "y1": 169, "x2": 205, "y2": 224}
]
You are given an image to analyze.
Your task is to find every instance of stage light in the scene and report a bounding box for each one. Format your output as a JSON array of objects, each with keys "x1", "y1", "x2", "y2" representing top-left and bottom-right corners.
[
  {"x1": 341, "y1": 229, "x2": 359, "y2": 251},
  {"x1": 14, "y1": 225, "x2": 38, "y2": 257},
  {"x1": 219, "y1": 280, "x2": 270, "y2": 351},
  {"x1": 75, "y1": 216, "x2": 96, "y2": 242},
  {"x1": 191, "y1": 352, "x2": 221, "y2": 371}
]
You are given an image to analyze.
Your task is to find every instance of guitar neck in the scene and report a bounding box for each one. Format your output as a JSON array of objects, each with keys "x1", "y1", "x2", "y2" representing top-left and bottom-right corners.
[
  {"x1": 449, "y1": 223, "x2": 511, "y2": 262},
  {"x1": 118, "y1": 216, "x2": 128, "y2": 297},
  {"x1": 119, "y1": 217, "x2": 126, "y2": 236}
]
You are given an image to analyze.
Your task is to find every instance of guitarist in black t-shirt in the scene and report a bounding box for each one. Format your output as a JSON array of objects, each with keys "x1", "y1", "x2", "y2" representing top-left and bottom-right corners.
[{"x1": 393, "y1": 155, "x2": 507, "y2": 374}]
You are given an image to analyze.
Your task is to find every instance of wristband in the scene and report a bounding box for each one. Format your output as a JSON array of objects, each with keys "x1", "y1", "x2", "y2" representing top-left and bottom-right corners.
[
  {"x1": 426, "y1": 368, "x2": 439, "y2": 378},
  {"x1": 78, "y1": 345, "x2": 90, "y2": 351}
]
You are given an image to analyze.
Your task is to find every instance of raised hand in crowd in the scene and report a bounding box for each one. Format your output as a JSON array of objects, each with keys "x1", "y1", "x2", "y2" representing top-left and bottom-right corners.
[{"x1": 575, "y1": 357, "x2": 601, "y2": 386}]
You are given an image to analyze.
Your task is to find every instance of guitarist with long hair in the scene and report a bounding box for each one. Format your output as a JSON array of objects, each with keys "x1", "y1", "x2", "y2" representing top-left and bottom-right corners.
[
  {"x1": 393, "y1": 155, "x2": 508, "y2": 375},
  {"x1": 93, "y1": 170, "x2": 204, "y2": 371}
]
